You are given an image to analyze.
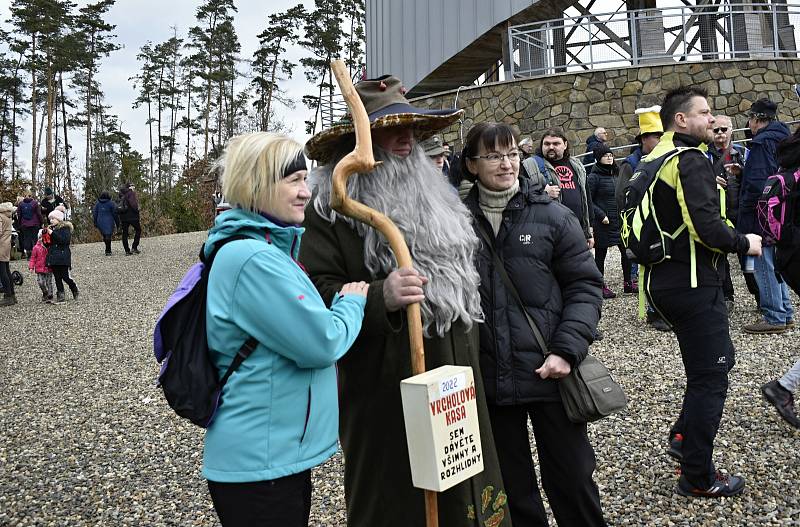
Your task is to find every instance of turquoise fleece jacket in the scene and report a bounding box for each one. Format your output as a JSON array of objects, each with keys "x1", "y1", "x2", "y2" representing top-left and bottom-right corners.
[{"x1": 202, "y1": 208, "x2": 366, "y2": 483}]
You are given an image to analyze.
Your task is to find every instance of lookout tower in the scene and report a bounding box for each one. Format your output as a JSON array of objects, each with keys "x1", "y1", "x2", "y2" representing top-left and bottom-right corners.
[{"x1": 364, "y1": 0, "x2": 800, "y2": 147}]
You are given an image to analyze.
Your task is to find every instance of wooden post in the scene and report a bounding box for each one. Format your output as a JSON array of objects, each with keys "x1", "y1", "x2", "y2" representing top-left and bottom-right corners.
[{"x1": 328, "y1": 59, "x2": 437, "y2": 527}]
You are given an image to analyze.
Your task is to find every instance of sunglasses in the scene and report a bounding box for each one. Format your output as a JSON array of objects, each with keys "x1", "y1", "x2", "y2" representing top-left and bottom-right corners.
[{"x1": 713, "y1": 127, "x2": 729, "y2": 134}]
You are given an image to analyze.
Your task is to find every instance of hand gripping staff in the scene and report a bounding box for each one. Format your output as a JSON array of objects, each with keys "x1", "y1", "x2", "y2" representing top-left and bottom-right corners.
[{"x1": 329, "y1": 59, "x2": 439, "y2": 527}]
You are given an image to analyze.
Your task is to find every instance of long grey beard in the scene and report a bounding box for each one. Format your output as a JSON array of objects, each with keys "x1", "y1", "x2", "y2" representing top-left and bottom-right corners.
[{"x1": 311, "y1": 144, "x2": 484, "y2": 337}]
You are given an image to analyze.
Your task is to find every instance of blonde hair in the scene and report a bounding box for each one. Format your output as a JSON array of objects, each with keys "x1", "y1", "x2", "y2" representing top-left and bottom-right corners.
[{"x1": 218, "y1": 132, "x2": 305, "y2": 213}]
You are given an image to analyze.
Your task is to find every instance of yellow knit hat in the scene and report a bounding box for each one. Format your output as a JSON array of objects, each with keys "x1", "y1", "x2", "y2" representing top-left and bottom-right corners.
[{"x1": 635, "y1": 105, "x2": 663, "y2": 138}]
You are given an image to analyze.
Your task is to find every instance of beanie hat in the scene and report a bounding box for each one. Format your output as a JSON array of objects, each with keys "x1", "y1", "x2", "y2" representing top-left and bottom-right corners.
[
  {"x1": 593, "y1": 144, "x2": 613, "y2": 163},
  {"x1": 747, "y1": 98, "x2": 778, "y2": 119},
  {"x1": 48, "y1": 209, "x2": 64, "y2": 224},
  {"x1": 44, "y1": 187, "x2": 53, "y2": 196},
  {"x1": 55, "y1": 204, "x2": 67, "y2": 213}
]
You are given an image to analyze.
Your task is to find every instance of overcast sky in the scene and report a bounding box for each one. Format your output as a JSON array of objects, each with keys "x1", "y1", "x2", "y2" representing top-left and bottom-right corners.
[{"x1": 0, "y1": 0, "x2": 316, "y2": 173}]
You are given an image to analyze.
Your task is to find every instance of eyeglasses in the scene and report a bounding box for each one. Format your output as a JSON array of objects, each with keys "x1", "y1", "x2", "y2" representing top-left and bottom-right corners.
[
  {"x1": 470, "y1": 151, "x2": 521, "y2": 164},
  {"x1": 713, "y1": 127, "x2": 729, "y2": 133}
]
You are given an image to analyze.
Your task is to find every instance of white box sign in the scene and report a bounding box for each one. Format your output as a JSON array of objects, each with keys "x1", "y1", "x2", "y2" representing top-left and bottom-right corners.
[{"x1": 400, "y1": 365, "x2": 484, "y2": 492}]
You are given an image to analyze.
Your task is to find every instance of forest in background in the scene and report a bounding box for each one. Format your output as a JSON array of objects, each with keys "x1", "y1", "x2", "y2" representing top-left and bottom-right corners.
[{"x1": 0, "y1": 0, "x2": 365, "y2": 241}]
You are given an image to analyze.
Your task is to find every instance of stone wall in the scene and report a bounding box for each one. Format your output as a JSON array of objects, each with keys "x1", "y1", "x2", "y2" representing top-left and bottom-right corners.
[{"x1": 411, "y1": 59, "x2": 800, "y2": 153}]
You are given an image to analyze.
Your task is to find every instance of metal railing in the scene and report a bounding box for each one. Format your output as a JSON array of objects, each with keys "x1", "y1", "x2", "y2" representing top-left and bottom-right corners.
[
  {"x1": 510, "y1": 3, "x2": 800, "y2": 78},
  {"x1": 319, "y1": 65, "x2": 367, "y2": 131}
]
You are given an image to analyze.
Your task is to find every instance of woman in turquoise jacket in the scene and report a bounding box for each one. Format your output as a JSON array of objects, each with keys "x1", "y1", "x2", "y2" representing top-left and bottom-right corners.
[{"x1": 203, "y1": 132, "x2": 368, "y2": 526}]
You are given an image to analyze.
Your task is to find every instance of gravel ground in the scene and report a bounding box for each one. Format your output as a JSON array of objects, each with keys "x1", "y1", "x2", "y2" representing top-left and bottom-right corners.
[{"x1": 1, "y1": 231, "x2": 798, "y2": 526}]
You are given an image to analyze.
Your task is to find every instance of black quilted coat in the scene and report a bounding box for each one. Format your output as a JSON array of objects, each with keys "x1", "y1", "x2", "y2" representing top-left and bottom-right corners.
[
  {"x1": 587, "y1": 162, "x2": 621, "y2": 249},
  {"x1": 464, "y1": 178, "x2": 603, "y2": 405}
]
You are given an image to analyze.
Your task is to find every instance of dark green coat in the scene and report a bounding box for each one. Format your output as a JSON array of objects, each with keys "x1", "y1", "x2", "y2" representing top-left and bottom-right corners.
[{"x1": 300, "y1": 207, "x2": 511, "y2": 527}]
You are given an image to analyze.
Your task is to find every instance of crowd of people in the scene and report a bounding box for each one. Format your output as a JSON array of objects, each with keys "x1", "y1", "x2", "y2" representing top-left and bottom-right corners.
[
  {"x1": 0, "y1": 184, "x2": 142, "y2": 307},
  {"x1": 1, "y1": 70, "x2": 798, "y2": 526},
  {"x1": 196, "y1": 73, "x2": 798, "y2": 527}
]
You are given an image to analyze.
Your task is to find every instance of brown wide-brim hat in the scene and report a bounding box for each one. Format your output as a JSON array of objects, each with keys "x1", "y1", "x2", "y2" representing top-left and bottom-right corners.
[{"x1": 305, "y1": 75, "x2": 462, "y2": 164}]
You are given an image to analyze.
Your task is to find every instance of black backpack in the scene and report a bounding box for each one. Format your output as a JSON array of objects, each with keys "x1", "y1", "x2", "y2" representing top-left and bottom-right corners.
[
  {"x1": 153, "y1": 235, "x2": 258, "y2": 428},
  {"x1": 620, "y1": 147, "x2": 699, "y2": 264}
]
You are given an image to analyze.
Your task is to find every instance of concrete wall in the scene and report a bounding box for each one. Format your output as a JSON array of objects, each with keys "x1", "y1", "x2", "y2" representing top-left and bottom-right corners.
[{"x1": 410, "y1": 58, "x2": 800, "y2": 151}]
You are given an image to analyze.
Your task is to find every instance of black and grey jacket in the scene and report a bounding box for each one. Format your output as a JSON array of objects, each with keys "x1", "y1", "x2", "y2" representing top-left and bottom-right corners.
[{"x1": 464, "y1": 178, "x2": 603, "y2": 405}]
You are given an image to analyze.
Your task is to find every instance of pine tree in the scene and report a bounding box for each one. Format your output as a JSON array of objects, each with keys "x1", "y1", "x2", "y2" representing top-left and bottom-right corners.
[
  {"x1": 299, "y1": 0, "x2": 344, "y2": 135},
  {"x1": 131, "y1": 41, "x2": 157, "y2": 192},
  {"x1": 342, "y1": 0, "x2": 365, "y2": 77},
  {"x1": 9, "y1": 0, "x2": 52, "y2": 184},
  {"x1": 37, "y1": 0, "x2": 74, "y2": 189},
  {"x1": 252, "y1": 4, "x2": 305, "y2": 132},
  {"x1": 74, "y1": 0, "x2": 119, "y2": 182},
  {"x1": 186, "y1": 0, "x2": 237, "y2": 158},
  {"x1": 0, "y1": 28, "x2": 26, "y2": 181}
]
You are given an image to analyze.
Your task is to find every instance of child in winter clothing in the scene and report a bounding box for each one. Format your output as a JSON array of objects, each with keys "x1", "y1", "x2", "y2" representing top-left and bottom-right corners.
[
  {"x1": 46, "y1": 209, "x2": 79, "y2": 304},
  {"x1": 28, "y1": 229, "x2": 54, "y2": 302}
]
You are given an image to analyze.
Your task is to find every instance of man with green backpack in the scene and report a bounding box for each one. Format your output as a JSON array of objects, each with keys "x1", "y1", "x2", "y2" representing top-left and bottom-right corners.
[{"x1": 621, "y1": 86, "x2": 762, "y2": 498}]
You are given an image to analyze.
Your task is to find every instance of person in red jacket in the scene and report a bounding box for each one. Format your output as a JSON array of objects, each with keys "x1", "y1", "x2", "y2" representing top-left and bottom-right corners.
[{"x1": 28, "y1": 229, "x2": 54, "y2": 302}]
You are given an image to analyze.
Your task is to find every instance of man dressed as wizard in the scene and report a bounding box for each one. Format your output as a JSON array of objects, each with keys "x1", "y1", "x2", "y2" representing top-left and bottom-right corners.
[{"x1": 300, "y1": 75, "x2": 511, "y2": 526}]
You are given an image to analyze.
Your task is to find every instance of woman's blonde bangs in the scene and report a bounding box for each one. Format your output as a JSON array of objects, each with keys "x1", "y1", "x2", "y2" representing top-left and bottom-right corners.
[{"x1": 220, "y1": 132, "x2": 304, "y2": 213}]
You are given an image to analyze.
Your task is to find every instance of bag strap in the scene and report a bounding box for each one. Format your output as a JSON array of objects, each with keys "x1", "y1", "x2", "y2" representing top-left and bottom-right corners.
[
  {"x1": 219, "y1": 337, "x2": 259, "y2": 387},
  {"x1": 474, "y1": 221, "x2": 550, "y2": 356},
  {"x1": 202, "y1": 234, "x2": 262, "y2": 384}
]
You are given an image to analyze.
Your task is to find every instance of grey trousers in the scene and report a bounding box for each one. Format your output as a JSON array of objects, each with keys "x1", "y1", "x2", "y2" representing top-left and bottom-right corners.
[{"x1": 779, "y1": 359, "x2": 800, "y2": 393}]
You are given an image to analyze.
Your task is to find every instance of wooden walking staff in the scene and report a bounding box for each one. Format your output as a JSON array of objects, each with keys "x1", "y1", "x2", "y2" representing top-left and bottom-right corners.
[{"x1": 328, "y1": 59, "x2": 439, "y2": 527}]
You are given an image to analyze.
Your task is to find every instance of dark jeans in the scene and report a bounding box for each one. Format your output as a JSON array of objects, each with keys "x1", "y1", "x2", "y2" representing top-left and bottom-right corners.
[
  {"x1": 51, "y1": 265, "x2": 78, "y2": 295},
  {"x1": 487, "y1": 402, "x2": 606, "y2": 527},
  {"x1": 0, "y1": 261, "x2": 13, "y2": 294},
  {"x1": 648, "y1": 286, "x2": 733, "y2": 489},
  {"x1": 208, "y1": 470, "x2": 312, "y2": 527},
  {"x1": 102, "y1": 235, "x2": 112, "y2": 254},
  {"x1": 121, "y1": 221, "x2": 141, "y2": 253},
  {"x1": 22, "y1": 226, "x2": 38, "y2": 256},
  {"x1": 595, "y1": 244, "x2": 631, "y2": 283}
]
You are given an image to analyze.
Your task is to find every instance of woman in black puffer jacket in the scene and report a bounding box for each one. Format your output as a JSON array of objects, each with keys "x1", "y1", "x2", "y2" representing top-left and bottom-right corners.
[
  {"x1": 588, "y1": 144, "x2": 634, "y2": 298},
  {"x1": 462, "y1": 122, "x2": 606, "y2": 527}
]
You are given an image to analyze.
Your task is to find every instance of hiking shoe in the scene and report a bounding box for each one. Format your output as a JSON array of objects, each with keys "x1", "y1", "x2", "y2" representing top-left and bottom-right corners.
[
  {"x1": 71, "y1": 288, "x2": 79, "y2": 300},
  {"x1": 761, "y1": 380, "x2": 800, "y2": 428},
  {"x1": 602, "y1": 285, "x2": 616, "y2": 299},
  {"x1": 743, "y1": 320, "x2": 787, "y2": 334},
  {"x1": 786, "y1": 320, "x2": 796, "y2": 330},
  {"x1": 623, "y1": 280, "x2": 638, "y2": 294},
  {"x1": 53, "y1": 292, "x2": 66, "y2": 305},
  {"x1": 677, "y1": 471, "x2": 745, "y2": 498},
  {"x1": 132, "y1": 248, "x2": 140, "y2": 254},
  {"x1": 593, "y1": 329, "x2": 604, "y2": 341},
  {"x1": 105, "y1": 251, "x2": 112, "y2": 256},
  {"x1": 125, "y1": 251, "x2": 133, "y2": 256},
  {"x1": 667, "y1": 433, "x2": 683, "y2": 462}
]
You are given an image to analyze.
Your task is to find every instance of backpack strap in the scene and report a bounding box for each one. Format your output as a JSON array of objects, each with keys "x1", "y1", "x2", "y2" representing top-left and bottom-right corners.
[
  {"x1": 534, "y1": 155, "x2": 547, "y2": 176},
  {"x1": 202, "y1": 233, "x2": 264, "y2": 383},
  {"x1": 218, "y1": 337, "x2": 259, "y2": 387},
  {"x1": 200, "y1": 234, "x2": 252, "y2": 267}
]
